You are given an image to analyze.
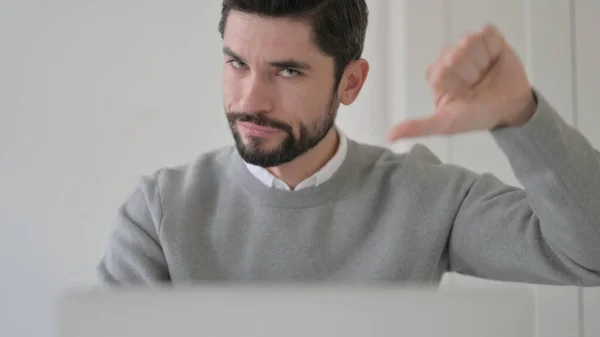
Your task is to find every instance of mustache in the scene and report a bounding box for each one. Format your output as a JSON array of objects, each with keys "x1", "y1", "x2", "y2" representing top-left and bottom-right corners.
[{"x1": 227, "y1": 112, "x2": 292, "y2": 134}]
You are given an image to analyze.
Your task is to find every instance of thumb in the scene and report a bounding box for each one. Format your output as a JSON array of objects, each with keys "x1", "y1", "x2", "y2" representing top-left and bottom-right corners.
[{"x1": 386, "y1": 114, "x2": 448, "y2": 142}]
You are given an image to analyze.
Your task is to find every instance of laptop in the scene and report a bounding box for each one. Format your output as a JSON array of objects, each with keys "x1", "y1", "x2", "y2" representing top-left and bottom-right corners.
[{"x1": 55, "y1": 284, "x2": 534, "y2": 337}]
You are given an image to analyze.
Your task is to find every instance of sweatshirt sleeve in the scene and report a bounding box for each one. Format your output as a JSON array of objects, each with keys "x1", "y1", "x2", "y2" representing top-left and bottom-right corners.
[
  {"x1": 448, "y1": 89, "x2": 600, "y2": 286},
  {"x1": 96, "y1": 172, "x2": 171, "y2": 284}
]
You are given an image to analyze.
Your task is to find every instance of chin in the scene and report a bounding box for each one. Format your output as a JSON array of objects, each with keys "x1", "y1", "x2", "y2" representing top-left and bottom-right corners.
[
  {"x1": 235, "y1": 141, "x2": 297, "y2": 167},
  {"x1": 243, "y1": 134, "x2": 282, "y2": 147}
]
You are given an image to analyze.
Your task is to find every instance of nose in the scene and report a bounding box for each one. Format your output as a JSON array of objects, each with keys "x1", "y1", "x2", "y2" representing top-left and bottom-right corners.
[{"x1": 238, "y1": 73, "x2": 274, "y2": 114}]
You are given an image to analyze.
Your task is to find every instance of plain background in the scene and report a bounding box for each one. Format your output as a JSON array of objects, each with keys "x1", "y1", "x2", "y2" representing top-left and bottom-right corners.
[{"x1": 1, "y1": 0, "x2": 598, "y2": 336}]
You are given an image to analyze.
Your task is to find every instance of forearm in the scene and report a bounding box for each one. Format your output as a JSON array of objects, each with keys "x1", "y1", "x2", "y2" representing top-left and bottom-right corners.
[{"x1": 491, "y1": 89, "x2": 600, "y2": 275}]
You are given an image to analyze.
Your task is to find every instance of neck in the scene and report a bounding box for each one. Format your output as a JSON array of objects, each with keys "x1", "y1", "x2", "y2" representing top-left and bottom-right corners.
[{"x1": 267, "y1": 127, "x2": 339, "y2": 189}]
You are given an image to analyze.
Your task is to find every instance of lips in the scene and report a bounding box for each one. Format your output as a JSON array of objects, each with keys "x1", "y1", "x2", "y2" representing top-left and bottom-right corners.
[
  {"x1": 237, "y1": 121, "x2": 281, "y2": 137},
  {"x1": 238, "y1": 122, "x2": 279, "y2": 132}
]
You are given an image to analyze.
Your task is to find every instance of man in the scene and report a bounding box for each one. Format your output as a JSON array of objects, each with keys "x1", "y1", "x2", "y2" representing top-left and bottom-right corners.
[{"x1": 97, "y1": 0, "x2": 600, "y2": 286}]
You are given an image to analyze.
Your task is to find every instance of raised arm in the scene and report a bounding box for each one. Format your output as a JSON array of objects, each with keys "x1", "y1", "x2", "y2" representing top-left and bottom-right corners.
[
  {"x1": 387, "y1": 24, "x2": 600, "y2": 286},
  {"x1": 449, "y1": 90, "x2": 600, "y2": 285}
]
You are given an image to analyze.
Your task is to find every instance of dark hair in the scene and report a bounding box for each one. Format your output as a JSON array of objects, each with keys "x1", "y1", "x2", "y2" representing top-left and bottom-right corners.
[{"x1": 218, "y1": 0, "x2": 368, "y2": 86}]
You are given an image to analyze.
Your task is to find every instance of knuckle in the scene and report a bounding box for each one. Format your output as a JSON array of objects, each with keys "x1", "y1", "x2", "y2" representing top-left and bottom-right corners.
[
  {"x1": 461, "y1": 34, "x2": 482, "y2": 50},
  {"x1": 436, "y1": 66, "x2": 450, "y2": 79},
  {"x1": 458, "y1": 36, "x2": 471, "y2": 48},
  {"x1": 448, "y1": 52, "x2": 463, "y2": 66},
  {"x1": 429, "y1": 72, "x2": 441, "y2": 86},
  {"x1": 431, "y1": 66, "x2": 451, "y2": 86}
]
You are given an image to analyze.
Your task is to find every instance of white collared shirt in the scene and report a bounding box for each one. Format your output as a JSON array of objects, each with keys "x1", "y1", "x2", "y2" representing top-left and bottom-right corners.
[{"x1": 244, "y1": 128, "x2": 348, "y2": 191}]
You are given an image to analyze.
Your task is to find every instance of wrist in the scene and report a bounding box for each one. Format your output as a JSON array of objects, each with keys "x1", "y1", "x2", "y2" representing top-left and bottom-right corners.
[{"x1": 500, "y1": 90, "x2": 538, "y2": 128}]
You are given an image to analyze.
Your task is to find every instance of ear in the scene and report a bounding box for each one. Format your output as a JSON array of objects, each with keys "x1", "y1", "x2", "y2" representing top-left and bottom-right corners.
[{"x1": 337, "y1": 59, "x2": 369, "y2": 105}]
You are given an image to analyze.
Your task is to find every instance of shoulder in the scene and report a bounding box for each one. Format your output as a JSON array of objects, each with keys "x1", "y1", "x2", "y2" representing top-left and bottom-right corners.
[
  {"x1": 349, "y1": 139, "x2": 478, "y2": 191},
  {"x1": 160, "y1": 145, "x2": 236, "y2": 180},
  {"x1": 349, "y1": 139, "x2": 444, "y2": 171},
  {"x1": 137, "y1": 145, "x2": 237, "y2": 200}
]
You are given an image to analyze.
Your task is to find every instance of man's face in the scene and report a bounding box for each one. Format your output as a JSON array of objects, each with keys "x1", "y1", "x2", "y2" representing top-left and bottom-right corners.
[{"x1": 222, "y1": 11, "x2": 340, "y2": 167}]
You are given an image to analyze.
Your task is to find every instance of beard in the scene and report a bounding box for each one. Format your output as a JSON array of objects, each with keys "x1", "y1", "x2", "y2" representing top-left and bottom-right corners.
[{"x1": 226, "y1": 94, "x2": 339, "y2": 168}]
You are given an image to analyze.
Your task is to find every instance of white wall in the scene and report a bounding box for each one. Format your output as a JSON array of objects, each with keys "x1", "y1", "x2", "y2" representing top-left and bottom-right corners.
[
  {"x1": 1, "y1": 1, "x2": 598, "y2": 336},
  {"x1": 576, "y1": 1, "x2": 600, "y2": 336}
]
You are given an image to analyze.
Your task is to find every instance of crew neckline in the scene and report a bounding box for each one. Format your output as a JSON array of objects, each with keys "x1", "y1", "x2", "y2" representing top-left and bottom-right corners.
[{"x1": 232, "y1": 139, "x2": 361, "y2": 209}]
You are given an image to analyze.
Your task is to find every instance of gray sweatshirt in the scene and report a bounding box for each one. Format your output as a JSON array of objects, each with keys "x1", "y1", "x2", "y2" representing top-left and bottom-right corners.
[{"x1": 97, "y1": 90, "x2": 600, "y2": 286}]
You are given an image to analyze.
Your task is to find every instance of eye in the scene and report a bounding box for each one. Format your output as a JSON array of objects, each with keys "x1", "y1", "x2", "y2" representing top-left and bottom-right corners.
[
  {"x1": 228, "y1": 59, "x2": 246, "y2": 69},
  {"x1": 278, "y1": 68, "x2": 301, "y2": 77}
]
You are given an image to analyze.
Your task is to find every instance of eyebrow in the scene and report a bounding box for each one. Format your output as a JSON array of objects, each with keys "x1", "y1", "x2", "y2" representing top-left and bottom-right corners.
[{"x1": 222, "y1": 46, "x2": 312, "y2": 71}]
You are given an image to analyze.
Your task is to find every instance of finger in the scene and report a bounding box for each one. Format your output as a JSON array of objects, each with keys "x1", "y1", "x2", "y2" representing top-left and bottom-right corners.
[
  {"x1": 481, "y1": 24, "x2": 504, "y2": 61},
  {"x1": 430, "y1": 69, "x2": 463, "y2": 105},
  {"x1": 428, "y1": 56, "x2": 465, "y2": 103},
  {"x1": 460, "y1": 33, "x2": 492, "y2": 71},
  {"x1": 386, "y1": 114, "x2": 450, "y2": 141},
  {"x1": 448, "y1": 49, "x2": 480, "y2": 86},
  {"x1": 429, "y1": 43, "x2": 483, "y2": 96}
]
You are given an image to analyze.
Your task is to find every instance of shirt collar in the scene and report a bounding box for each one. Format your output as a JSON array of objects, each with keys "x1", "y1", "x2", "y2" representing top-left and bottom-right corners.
[{"x1": 244, "y1": 127, "x2": 348, "y2": 191}]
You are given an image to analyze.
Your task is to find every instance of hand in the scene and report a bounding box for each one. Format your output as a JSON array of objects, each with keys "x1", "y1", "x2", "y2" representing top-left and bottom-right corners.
[{"x1": 387, "y1": 24, "x2": 537, "y2": 142}]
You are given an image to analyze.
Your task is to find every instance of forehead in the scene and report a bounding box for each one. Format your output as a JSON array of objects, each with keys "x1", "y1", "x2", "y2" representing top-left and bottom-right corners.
[{"x1": 223, "y1": 10, "x2": 323, "y2": 59}]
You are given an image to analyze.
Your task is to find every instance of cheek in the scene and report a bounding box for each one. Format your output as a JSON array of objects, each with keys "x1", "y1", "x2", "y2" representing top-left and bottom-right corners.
[{"x1": 279, "y1": 84, "x2": 330, "y2": 124}]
